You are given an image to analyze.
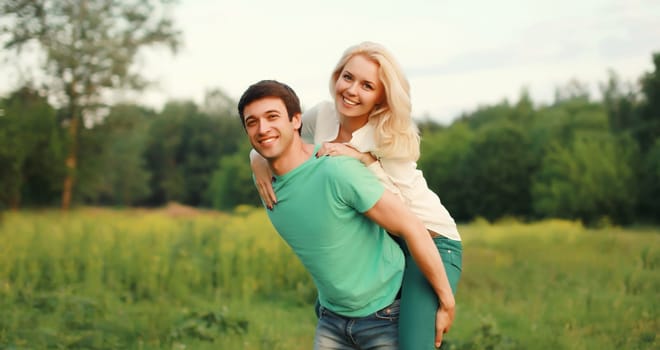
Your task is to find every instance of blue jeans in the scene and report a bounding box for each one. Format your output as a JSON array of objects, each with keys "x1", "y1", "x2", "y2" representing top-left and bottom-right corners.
[{"x1": 314, "y1": 299, "x2": 400, "y2": 350}]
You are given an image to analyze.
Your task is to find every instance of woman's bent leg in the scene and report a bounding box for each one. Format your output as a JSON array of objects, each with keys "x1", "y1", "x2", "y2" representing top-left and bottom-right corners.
[{"x1": 398, "y1": 237, "x2": 462, "y2": 350}]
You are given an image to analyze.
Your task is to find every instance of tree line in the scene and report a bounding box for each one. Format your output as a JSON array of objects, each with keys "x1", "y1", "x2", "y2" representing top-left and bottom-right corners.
[
  {"x1": 0, "y1": 87, "x2": 252, "y2": 209},
  {"x1": 417, "y1": 60, "x2": 660, "y2": 226},
  {"x1": 1, "y1": 53, "x2": 659, "y2": 226},
  {"x1": 1, "y1": 1, "x2": 658, "y2": 225}
]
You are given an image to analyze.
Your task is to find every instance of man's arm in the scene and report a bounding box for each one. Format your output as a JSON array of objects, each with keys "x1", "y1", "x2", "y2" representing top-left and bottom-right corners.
[{"x1": 364, "y1": 189, "x2": 455, "y2": 347}]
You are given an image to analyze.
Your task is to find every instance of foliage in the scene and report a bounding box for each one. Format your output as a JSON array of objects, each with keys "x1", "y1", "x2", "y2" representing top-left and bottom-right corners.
[
  {"x1": 76, "y1": 104, "x2": 154, "y2": 206},
  {"x1": 419, "y1": 64, "x2": 659, "y2": 225},
  {"x1": 635, "y1": 53, "x2": 660, "y2": 152},
  {"x1": 459, "y1": 122, "x2": 536, "y2": 221},
  {"x1": 0, "y1": 0, "x2": 181, "y2": 209},
  {"x1": 209, "y1": 139, "x2": 262, "y2": 210},
  {"x1": 143, "y1": 98, "x2": 244, "y2": 207},
  {"x1": 420, "y1": 119, "x2": 537, "y2": 222},
  {"x1": 0, "y1": 87, "x2": 64, "y2": 209},
  {"x1": 532, "y1": 133, "x2": 639, "y2": 225},
  {"x1": 638, "y1": 139, "x2": 660, "y2": 219},
  {"x1": 169, "y1": 309, "x2": 249, "y2": 342},
  {"x1": 1, "y1": 49, "x2": 660, "y2": 224},
  {"x1": 600, "y1": 69, "x2": 639, "y2": 133},
  {"x1": 419, "y1": 122, "x2": 475, "y2": 221}
]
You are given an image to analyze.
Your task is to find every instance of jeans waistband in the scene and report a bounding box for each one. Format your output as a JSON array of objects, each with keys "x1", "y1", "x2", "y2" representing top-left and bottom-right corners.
[{"x1": 320, "y1": 296, "x2": 400, "y2": 320}]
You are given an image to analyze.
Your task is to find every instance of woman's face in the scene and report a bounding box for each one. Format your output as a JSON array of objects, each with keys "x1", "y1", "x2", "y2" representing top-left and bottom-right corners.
[{"x1": 334, "y1": 54, "x2": 384, "y2": 121}]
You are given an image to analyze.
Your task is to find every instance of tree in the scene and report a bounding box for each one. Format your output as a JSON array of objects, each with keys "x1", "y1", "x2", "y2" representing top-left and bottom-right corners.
[
  {"x1": 636, "y1": 52, "x2": 660, "y2": 152},
  {"x1": 531, "y1": 134, "x2": 638, "y2": 225},
  {"x1": 76, "y1": 103, "x2": 154, "y2": 206},
  {"x1": 554, "y1": 78, "x2": 591, "y2": 104},
  {"x1": 418, "y1": 122, "x2": 475, "y2": 222},
  {"x1": 0, "y1": 0, "x2": 181, "y2": 209},
  {"x1": 0, "y1": 86, "x2": 63, "y2": 209},
  {"x1": 599, "y1": 69, "x2": 639, "y2": 133},
  {"x1": 459, "y1": 122, "x2": 536, "y2": 221},
  {"x1": 421, "y1": 99, "x2": 538, "y2": 222},
  {"x1": 201, "y1": 87, "x2": 236, "y2": 117},
  {"x1": 529, "y1": 96, "x2": 610, "y2": 157},
  {"x1": 638, "y1": 139, "x2": 660, "y2": 222},
  {"x1": 144, "y1": 100, "x2": 195, "y2": 205},
  {"x1": 208, "y1": 139, "x2": 261, "y2": 210},
  {"x1": 144, "y1": 98, "x2": 244, "y2": 207},
  {"x1": 455, "y1": 100, "x2": 512, "y2": 131}
]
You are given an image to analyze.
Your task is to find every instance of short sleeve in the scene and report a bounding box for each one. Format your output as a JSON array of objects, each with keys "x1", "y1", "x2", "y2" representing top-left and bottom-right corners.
[{"x1": 327, "y1": 157, "x2": 384, "y2": 213}]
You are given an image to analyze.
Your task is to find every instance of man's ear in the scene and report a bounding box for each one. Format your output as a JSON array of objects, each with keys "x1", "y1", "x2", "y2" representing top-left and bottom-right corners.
[{"x1": 292, "y1": 112, "x2": 302, "y2": 131}]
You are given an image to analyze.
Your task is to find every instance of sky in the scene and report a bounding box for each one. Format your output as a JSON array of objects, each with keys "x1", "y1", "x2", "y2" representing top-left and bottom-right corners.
[{"x1": 2, "y1": 0, "x2": 659, "y2": 124}]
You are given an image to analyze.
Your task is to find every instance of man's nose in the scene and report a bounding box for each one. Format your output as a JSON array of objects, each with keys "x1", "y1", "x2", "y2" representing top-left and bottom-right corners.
[{"x1": 258, "y1": 120, "x2": 271, "y2": 133}]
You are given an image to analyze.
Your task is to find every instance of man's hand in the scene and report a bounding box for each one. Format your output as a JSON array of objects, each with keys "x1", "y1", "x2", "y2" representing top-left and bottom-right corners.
[
  {"x1": 435, "y1": 296, "x2": 455, "y2": 348},
  {"x1": 363, "y1": 189, "x2": 457, "y2": 348}
]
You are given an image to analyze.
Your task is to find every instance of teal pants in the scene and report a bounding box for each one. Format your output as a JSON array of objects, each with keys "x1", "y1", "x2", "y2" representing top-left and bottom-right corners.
[{"x1": 395, "y1": 235, "x2": 463, "y2": 350}]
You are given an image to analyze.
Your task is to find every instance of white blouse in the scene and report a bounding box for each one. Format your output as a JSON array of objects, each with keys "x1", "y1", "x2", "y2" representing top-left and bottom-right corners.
[{"x1": 302, "y1": 101, "x2": 460, "y2": 241}]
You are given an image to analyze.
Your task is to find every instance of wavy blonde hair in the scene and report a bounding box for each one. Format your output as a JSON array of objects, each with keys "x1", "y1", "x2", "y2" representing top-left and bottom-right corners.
[{"x1": 330, "y1": 41, "x2": 420, "y2": 161}]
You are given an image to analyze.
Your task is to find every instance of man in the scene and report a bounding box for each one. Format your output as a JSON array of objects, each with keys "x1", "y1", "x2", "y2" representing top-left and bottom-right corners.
[{"x1": 237, "y1": 80, "x2": 454, "y2": 349}]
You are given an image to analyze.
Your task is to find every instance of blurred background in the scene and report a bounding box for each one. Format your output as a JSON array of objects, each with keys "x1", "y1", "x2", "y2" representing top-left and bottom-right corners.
[
  {"x1": 1, "y1": 0, "x2": 659, "y2": 224},
  {"x1": 0, "y1": 1, "x2": 658, "y2": 349}
]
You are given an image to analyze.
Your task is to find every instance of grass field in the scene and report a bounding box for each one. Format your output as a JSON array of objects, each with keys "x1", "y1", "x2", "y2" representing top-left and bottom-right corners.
[{"x1": 0, "y1": 206, "x2": 657, "y2": 349}]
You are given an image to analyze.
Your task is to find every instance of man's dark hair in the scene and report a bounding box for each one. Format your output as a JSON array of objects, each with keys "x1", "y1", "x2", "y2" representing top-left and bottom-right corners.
[{"x1": 237, "y1": 80, "x2": 303, "y2": 134}]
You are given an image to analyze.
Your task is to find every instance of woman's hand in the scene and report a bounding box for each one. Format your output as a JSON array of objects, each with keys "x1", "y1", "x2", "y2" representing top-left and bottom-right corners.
[
  {"x1": 316, "y1": 142, "x2": 377, "y2": 165},
  {"x1": 250, "y1": 149, "x2": 277, "y2": 209}
]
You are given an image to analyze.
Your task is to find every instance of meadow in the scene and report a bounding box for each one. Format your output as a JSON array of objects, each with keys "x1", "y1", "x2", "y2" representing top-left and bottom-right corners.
[{"x1": 0, "y1": 206, "x2": 657, "y2": 349}]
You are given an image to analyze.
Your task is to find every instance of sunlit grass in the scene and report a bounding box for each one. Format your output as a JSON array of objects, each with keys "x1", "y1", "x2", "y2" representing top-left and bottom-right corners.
[
  {"x1": 0, "y1": 208, "x2": 657, "y2": 349},
  {"x1": 451, "y1": 218, "x2": 659, "y2": 349}
]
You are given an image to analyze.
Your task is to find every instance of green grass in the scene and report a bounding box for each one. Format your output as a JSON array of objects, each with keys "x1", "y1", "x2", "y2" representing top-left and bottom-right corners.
[
  {"x1": 0, "y1": 208, "x2": 657, "y2": 349},
  {"x1": 447, "y1": 219, "x2": 659, "y2": 350}
]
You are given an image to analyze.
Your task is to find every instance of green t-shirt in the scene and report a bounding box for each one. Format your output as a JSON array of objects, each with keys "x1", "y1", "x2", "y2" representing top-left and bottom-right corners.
[{"x1": 266, "y1": 151, "x2": 404, "y2": 317}]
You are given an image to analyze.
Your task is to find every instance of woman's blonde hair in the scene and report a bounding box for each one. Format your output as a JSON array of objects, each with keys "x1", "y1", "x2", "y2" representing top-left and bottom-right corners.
[{"x1": 330, "y1": 41, "x2": 420, "y2": 160}]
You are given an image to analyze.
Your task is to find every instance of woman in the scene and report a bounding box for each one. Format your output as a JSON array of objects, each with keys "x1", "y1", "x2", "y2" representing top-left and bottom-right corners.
[{"x1": 251, "y1": 41, "x2": 462, "y2": 349}]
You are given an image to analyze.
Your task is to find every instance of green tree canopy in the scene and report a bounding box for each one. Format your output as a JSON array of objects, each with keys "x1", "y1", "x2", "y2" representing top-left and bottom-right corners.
[
  {"x1": 1, "y1": 0, "x2": 181, "y2": 209},
  {"x1": 144, "y1": 97, "x2": 245, "y2": 207},
  {"x1": 532, "y1": 134, "x2": 638, "y2": 224},
  {"x1": 0, "y1": 87, "x2": 63, "y2": 209},
  {"x1": 76, "y1": 103, "x2": 154, "y2": 206},
  {"x1": 208, "y1": 139, "x2": 261, "y2": 210}
]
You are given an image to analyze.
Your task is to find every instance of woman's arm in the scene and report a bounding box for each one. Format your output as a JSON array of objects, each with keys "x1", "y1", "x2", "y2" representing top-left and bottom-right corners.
[
  {"x1": 316, "y1": 142, "x2": 376, "y2": 165},
  {"x1": 249, "y1": 148, "x2": 276, "y2": 209}
]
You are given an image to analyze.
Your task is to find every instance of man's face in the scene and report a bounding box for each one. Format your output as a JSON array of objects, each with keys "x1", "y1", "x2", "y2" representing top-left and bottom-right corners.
[{"x1": 243, "y1": 96, "x2": 301, "y2": 161}]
